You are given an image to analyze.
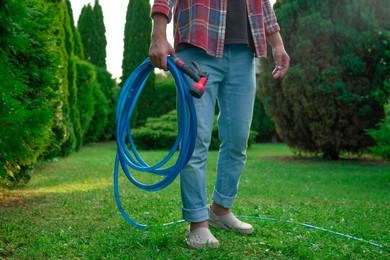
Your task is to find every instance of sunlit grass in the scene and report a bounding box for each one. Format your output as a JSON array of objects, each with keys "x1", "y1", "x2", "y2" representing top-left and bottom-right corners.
[{"x1": 1, "y1": 142, "x2": 389, "y2": 259}]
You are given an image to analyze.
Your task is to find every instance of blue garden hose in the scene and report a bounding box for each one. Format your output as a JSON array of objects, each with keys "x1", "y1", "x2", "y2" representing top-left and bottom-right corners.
[
  {"x1": 114, "y1": 56, "x2": 196, "y2": 228},
  {"x1": 113, "y1": 57, "x2": 388, "y2": 253}
]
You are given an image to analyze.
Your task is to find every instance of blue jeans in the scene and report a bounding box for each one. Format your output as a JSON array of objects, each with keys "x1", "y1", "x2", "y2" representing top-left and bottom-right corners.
[{"x1": 177, "y1": 45, "x2": 256, "y2": 223}]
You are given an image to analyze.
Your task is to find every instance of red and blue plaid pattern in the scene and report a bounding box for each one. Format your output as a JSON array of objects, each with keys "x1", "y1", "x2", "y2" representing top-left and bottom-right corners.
[{"x1": 151, "y1": 0, "x2": 280, "y2": 58}]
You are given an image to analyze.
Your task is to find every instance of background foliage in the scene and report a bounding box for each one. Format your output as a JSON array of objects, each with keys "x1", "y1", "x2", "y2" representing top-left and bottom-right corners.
[
  {"x1": 1, "y1": 0, "x2": 389, "y2": 188},
  {"x1": 0, "y1": 0, "x2": 118, "y2": 187},
  {"x1": 78, "y1": 0, "x2": 106, "y2": 68},
  {"x1": 259, "y1": 0, "x2": 390, "y2": 159},
  {"x1": 0, "y1": 0, "x2": 60, "y2": 186},
  {"x1": 367, "y1": 104, "x2": 390, "y2": 159},
  {"x1": 121, "y1": 0, "x2": 155, "y2": 127}
]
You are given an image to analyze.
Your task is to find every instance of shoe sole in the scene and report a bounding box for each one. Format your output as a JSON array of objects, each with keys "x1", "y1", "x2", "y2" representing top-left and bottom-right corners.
[{"x1": 187, "y1": 241, "x2": 220, "y2": 249}]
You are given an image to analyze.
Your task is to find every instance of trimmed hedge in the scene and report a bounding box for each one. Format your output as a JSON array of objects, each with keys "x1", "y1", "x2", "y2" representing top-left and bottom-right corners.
[{"x1": 0, "y1": 0, "x2": 60, "y2": 186}]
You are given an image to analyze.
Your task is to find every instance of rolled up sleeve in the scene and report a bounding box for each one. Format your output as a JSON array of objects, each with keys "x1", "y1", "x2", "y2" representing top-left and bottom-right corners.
[
  {"x1": 151, "y1": 0, "x2": 173, "y2": 22},
  {"x1": 262, "y1": 0, "x2": 280, "y2": 35}
]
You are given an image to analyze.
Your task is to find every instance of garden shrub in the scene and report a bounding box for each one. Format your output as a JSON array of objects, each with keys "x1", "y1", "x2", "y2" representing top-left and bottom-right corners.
[
  {"x1": 252, "y1": 94, "x2": 276, "y2": 142},
  {"x1": 76, "y1": 59, "x2": 112, "y2": 145},
  {"x1": 95, "y1": 67, "x2": 120, "y2": 140},
  {"x1": 259, "y1": 0, "x2": 390, "y2": 160},
  {"x1": 85, "y1": 84, "x2": 109, "y2": 143},
  {"x1": 58, "y1": 0, "x2": 82, "y2": 155},
  {"x1": 367, "y1": 104, "x2": 390, "y2": 159},
  {"x1": 0, "y1": 0, "x2": 60, "y2": 187},
  {"x1": 132, "y1": 110, "x2": 178, "y2": 149},
  {"x1": 150, "y1": 77, "x2": 177, "y2": 118}
]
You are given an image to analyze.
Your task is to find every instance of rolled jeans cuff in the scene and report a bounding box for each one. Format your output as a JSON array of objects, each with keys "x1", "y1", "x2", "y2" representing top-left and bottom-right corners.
[
  {"x1": 212, "y1": 189, "x2": 236, "y2": 209},
  {"x1": 182, "y1": 205, "x2": 209, "y2": 223}
]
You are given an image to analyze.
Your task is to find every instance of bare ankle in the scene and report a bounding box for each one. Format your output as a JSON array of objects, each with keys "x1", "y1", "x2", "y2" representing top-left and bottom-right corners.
[
  {"x1": 210, "y1": 202, "x2": 230, "y2": 216},
  {"x1": 190, "y1": 221, "x2": 208, "y2": 231}
]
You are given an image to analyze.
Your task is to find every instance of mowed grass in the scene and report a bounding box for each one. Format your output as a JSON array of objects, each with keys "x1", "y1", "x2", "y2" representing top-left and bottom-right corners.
[{"x1": 1, "y1": 142, "x2": 389, "y2": 259}]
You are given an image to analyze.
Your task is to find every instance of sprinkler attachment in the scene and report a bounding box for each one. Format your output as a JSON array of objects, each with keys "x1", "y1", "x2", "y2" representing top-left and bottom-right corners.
[{"x1": 173, "y1": 57, "x2": 208, "y2": 98}]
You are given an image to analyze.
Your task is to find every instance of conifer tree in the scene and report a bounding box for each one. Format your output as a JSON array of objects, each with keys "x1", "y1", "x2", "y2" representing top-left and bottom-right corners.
[
  {"x1": 45, "y1": 0, "x2": 76, "y2": 158},
  {"x1": 93, "y1": 0, "x2": 107, "y2": 68},
  {"x1": 78, "y1": 0, "x2": 106, "y2": 68},
  {"x1": 0, "y1": 0, "x2": 61, "y2": 186},
  {"x1": 121, "y1": 0, "x2": 155, "y2": 126},
  {"x1": 62, "y1": 0, "x2": 82, "y2": 152},
  {"x1": 258, "y1": 0, "x2": 390, "y2": 159},
  {"x1": 78, "y1": 4, "x2": 96, "y2": 64},
  {"x1": 65, "y1": 0, "x2": 84, "y2": 59}
]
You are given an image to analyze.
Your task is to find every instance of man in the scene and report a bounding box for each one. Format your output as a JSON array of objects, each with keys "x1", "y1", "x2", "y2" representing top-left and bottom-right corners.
[{"x1": 149, "y1": 0, "x2": 290, "y2": 248}]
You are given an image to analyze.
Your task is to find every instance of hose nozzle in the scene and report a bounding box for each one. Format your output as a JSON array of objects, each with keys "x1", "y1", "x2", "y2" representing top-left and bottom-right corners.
[{"x1": 174, "y1": 57, "x2": 208, "y2": 99}]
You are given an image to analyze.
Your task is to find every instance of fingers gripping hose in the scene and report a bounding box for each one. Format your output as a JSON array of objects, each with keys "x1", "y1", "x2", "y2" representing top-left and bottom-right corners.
[{"x1": 114, "y1": 57, "x2": 197, "y2": 228}]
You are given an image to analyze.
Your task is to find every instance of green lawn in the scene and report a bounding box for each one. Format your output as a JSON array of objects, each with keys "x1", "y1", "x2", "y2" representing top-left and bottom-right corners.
[{"x1": 1, "y1": 142, "x2": 389, "y2": 259}]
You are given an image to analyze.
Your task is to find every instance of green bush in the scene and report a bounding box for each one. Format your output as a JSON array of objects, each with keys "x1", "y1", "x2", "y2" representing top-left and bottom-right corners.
[
  {"x1": 150, "y1": 77, "x2": 177, "y2": 117},
  {"x1": 0, "y1": 0, "x2": 117, "y2": 187},
  {"x1": 131, "y1": 76, "x2": 180, "y2": 128},
  {"x1": 259, "y1": 0, "x2": 390, "y2": 160},
  {"x1": 95, "y1": 67, "x2": 120, "y2": 140},
  {"x1": 58, "y1": 0, "x2": 82, "y2": 155},
  {"x1": 132, "y1": 110, "x2": 178, "y2": 149},
  {"x1": 367, "y1": 104, "x2": 390, "y2": 159},
  {"x1": 252, "y1": 94, "x2": 276, "y2": 142},
  {"x1": 76, "y1": 59, "x2": 111, "y2": 145},
  {"x1": 0, "y1": 0, "x2": 60, "y2": 187},
  {"x1": 85, "y1": 83, "x2": 109, "y2": 143}
]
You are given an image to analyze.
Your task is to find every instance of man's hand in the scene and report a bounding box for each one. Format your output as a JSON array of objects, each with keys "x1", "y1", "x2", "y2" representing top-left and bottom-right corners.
[
  {"x1": 149, "y1": 14, "x2": 176, "y2": 71},
  {"x1": 267, "y1": 32, "x2": 290, "y2": 79},
  {"x1": 271, "y1": 45, "x2": 290, "y2": 79}
]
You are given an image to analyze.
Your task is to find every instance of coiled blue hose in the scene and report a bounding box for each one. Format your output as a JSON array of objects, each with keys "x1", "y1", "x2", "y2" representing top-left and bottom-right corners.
[{"x1": 114, "y1": 56, "x2": 196, "y2": 228}]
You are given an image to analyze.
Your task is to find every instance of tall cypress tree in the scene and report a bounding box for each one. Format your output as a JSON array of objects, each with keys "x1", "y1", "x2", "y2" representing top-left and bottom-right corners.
[
  {"x1": 65, "y1": 0, "x2": 84, "y2": 59},
  {"x1": 78, "y1": 4, "x2": 96, "y2": 64},
  {"x1": 121, "y1": 0, "x2": 152, "y2": 79},
  {"x1": 45, "y1": 0, "x2": 76, "y2": 159},
  {"x1": 65, "y1": 2, "x2": 83, "y2": 153},
  {"x1": 78, "y1": 0, "x2": 106, "y2": 68},
  {"x1": 77, "y1": 0, "x2": 117, "y2": 143},
  {"x1": 93, "y1": 0, "x2": 106, "y2": 68},
  {"x1": 121, "y1": 0, "x2": 154, "y2": 126}
]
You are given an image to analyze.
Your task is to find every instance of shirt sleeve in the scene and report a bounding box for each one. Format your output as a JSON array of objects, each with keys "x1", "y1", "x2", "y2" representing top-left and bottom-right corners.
[
  {"x1": 262, "y1": 0, "x2": 280, "y2": 35},
  {"x1": 150, "y1": 0, "x2": 175, "y2": 23}
]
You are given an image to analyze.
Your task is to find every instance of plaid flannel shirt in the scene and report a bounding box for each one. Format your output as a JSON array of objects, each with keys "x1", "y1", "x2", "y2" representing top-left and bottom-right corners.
[{"x1": 151, "y1": 0, "x2": 280, "y2": 58}]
